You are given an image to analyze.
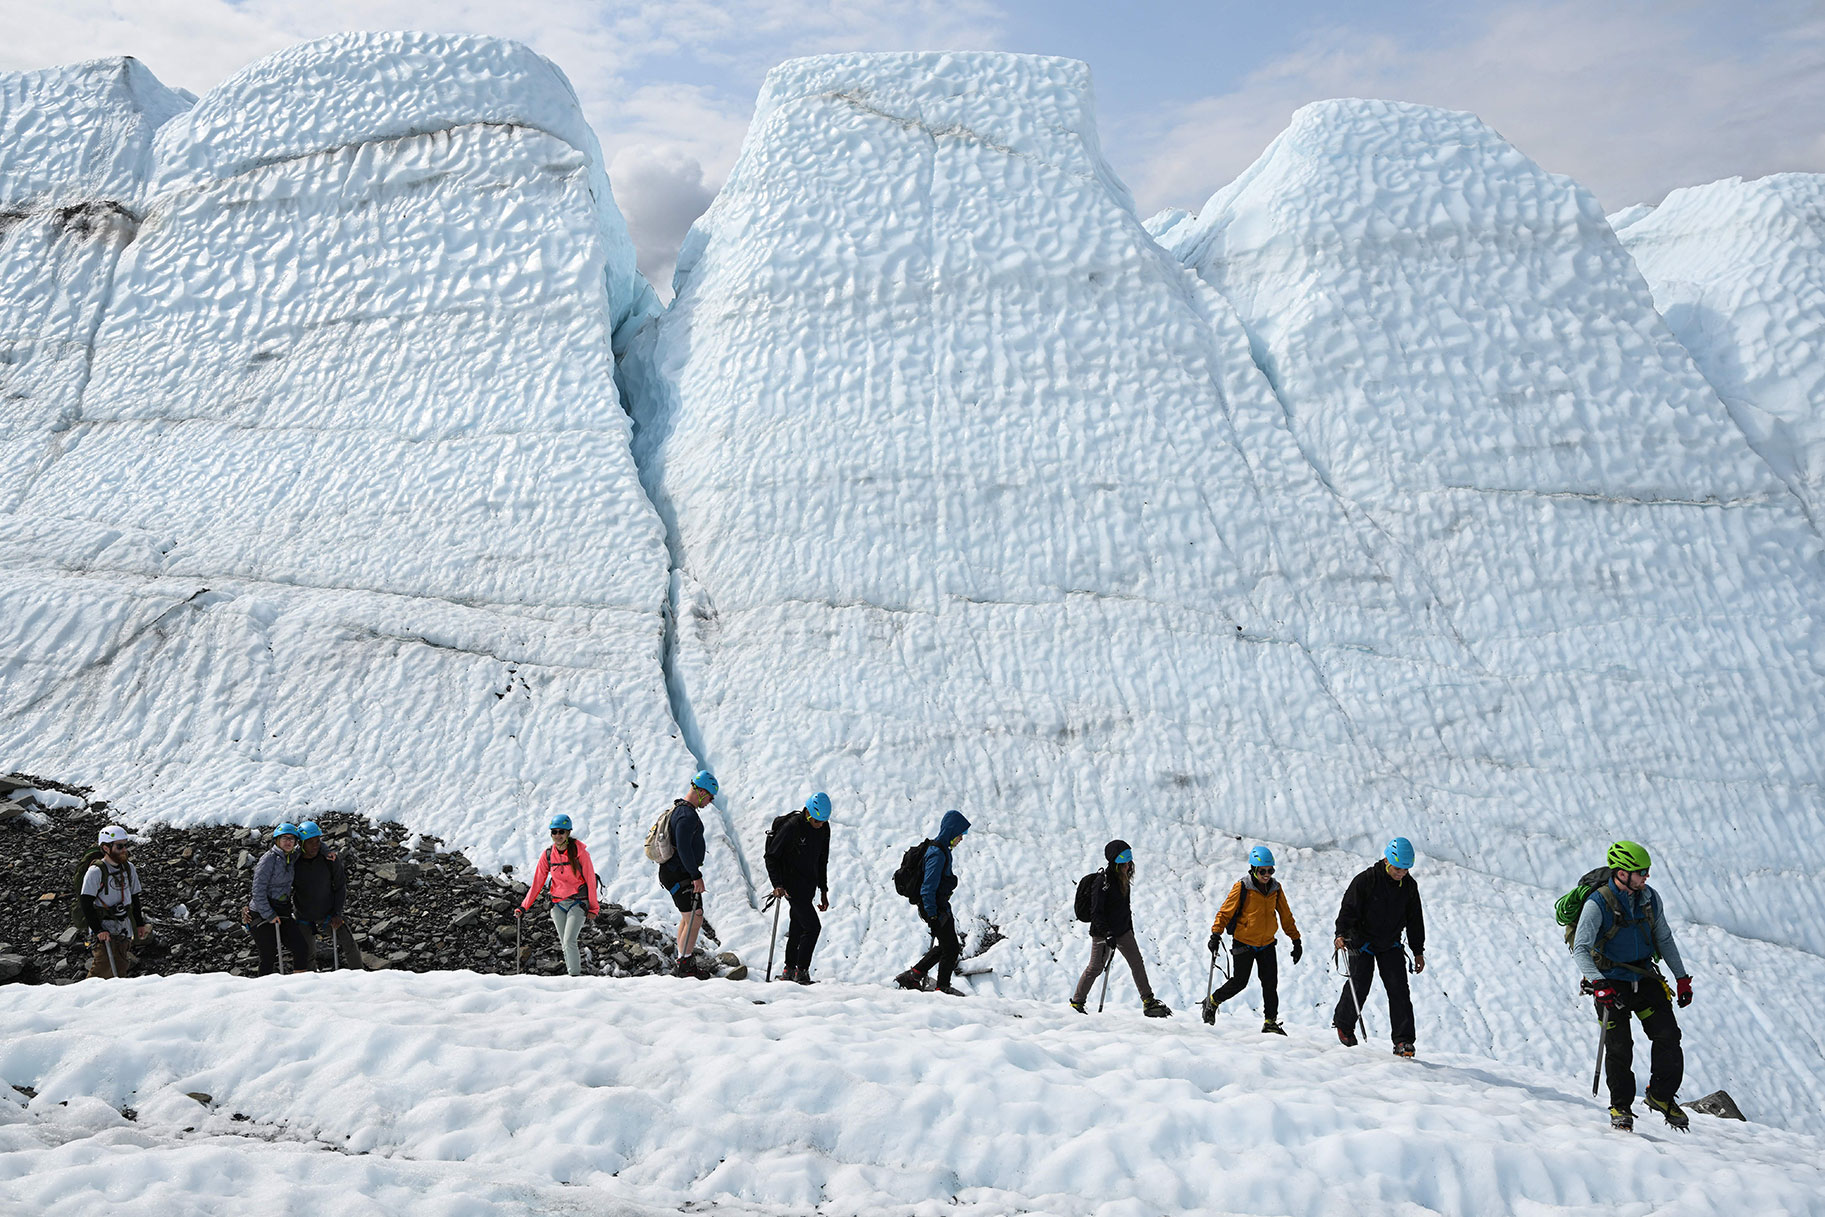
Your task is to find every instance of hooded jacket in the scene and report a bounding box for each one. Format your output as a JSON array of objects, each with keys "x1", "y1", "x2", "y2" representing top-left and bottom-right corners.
[
  {"x1": 765, "y1": 811, "x2": 830, "y2": 894},
  {"x1": 1212, "y1": 873, "x2": 1300, "y2": 949},
  {"x1": 1333, "y1": 860, "x2": 1424, "y2": 955},
  {"x1": 920, "y1": 810, "x2": 970, "y2": 920},
  {"x1": 667, "y1": 800, "x2": 707, "y2": 880},
  {"x1": 250, "y1": 845, "x2": 297, "y2": 920}
]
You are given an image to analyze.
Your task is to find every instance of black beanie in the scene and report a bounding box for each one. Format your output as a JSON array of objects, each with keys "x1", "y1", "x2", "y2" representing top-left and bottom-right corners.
[{"x1": 1105, "y1": 839, "x2": 1132, "y2": 864}]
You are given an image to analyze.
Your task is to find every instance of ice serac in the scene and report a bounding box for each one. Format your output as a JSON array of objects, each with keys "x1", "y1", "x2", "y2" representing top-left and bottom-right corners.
[
  {"x1": 0, "y1": 58, "x2": 190, "y2": 512},
  {"x1": 0, "y1": 33, "x2": 694, "y2": 888},
  {"x1": 628, "y1": 53, "x2": 1457, "y2": 987},
  {"x1": 1618, "y1": 174, "x2": 1825, "y2": 526},
  {"x1": 1163, "y1": 99, "x2": 1825, "y2": 951}
]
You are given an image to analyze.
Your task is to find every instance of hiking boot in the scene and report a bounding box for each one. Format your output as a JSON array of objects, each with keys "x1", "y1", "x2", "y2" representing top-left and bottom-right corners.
[
  {"x1": 793, "y1": 969, "x2": 814, "y2": 986},
  {"x1": 1142, "y1": 998, "x2": 1173, "y2": 1018},
  {"x1": 1200, "y1": 994, "x2": 1219, "y2": 1025},
  {"x1": 777, "y1": 966, "x2": 797, "y2": 983},
  {"x1": 1645, "y1": 1093, "x2": 1690, "y2": 1131},
  {"x1": 1392, "y1": 1041, "x2": 1416, "y2": 1058},
  {"x1": 1336, "y1": 1026, "x2": 1358, "y2": 1047},
  {"x1": 936, "y1": 983, "x2": 967, "y2": 997},
  {"x1": 894, "y1": 969, "x2": 927, "y2": 991},
  {"x1": 1609, "y1": 1106, "x2": 1635, "y2": 1132},
  {"x1": 1261, "y1": 1019, "x2": 1286, "y2": 1035},
  {"x1": 1068, "y1": 999, "x2": 1086, "y2": 1014}
]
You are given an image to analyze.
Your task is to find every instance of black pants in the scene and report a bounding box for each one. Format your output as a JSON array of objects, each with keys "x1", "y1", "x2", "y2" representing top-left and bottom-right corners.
[
  {"x1": 1333, "y1": 947, "x2": 1414, "y2": 1043},
  {"x1": 1599, "y1": 976, "x2": 1683, "y2": 1110},
  {"x1": 911, "y1": 912, "x2": 960, "y2": 987},
  {"x1": 298, "y1": 916, "x2": 363, "y2": 970},
  {"x1": 1212, "y1": 942, "x2": 1280, "y2": 1019},
  {"x1": 255, "y1": 914, "x2": 313, "y2": 975},
  {"x1": 783, "y1": 888, "x2": 822, "y2": 971}
]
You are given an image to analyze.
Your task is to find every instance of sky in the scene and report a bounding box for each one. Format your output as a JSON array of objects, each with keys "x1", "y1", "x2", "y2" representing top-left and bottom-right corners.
[{"x1": 5, "y1": 0, "x2": 1822, "y2": 292}]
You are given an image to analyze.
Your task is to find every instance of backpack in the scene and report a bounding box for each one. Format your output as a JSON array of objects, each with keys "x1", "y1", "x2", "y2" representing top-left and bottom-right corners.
[
  {"x1": 1556, "y1": 865, "x2": 1659, "y2": 974},
  {"x1": 1074, "y1": 870, "x2": 1103, "y2": 922},
  {"x1": 764, "y1": 813, "x2": 795, "y2": 865},
  {"x1": 69, "y1": 845, "x2": 107, "y2": 931},
  {"x1": 644, "y1": 805, "x2": 677, "y2": 863},
  {"x1": 893, "y1": 839, "x2": 936, "y2": 904}
]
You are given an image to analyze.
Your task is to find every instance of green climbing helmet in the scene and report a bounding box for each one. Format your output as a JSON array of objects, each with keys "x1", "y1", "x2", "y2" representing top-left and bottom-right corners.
[{"x1": 1607, "y1": 840, "x2": 1651, "y2": 873}]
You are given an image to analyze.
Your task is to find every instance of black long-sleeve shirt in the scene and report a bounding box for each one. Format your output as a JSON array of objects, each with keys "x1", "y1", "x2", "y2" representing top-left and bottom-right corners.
[{"x1": 763, "y1": 811, "x2": 830, "y2": 894}]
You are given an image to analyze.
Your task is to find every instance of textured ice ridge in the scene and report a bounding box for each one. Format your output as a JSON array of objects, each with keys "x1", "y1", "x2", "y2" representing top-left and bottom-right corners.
[
  {"x1": 1618, "y1": 174, "x2": 1825, "y2": 528},
  {"x1": 0, "y1": 34, "x2": 694, "y2": 892}
]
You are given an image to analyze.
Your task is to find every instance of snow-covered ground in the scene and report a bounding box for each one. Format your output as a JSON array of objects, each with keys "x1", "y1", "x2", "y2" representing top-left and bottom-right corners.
[
  {"x1": 4, "y1": 971, "x2": 1822, "y2": 1216},
  {"x1": 1617, "y1": 174, "x2": 1825, "y2": 527}
]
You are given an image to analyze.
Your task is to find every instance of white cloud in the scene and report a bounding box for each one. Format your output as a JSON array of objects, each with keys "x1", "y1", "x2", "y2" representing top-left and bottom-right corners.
[
  {"x1": 1123, "y1": 1, "x2": 1825, "y2": 215},
  {"x1": 1, "y1": 0, "x2": 1009, "y2": 285}
]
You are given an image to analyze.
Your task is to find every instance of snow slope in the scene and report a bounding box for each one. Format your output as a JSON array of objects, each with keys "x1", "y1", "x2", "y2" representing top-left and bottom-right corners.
[
  {"x1": 1617, "y1": 175, "x2": 1825, "y2": 526},
  {"x1": 4, "y1": 973, "x2": 1822, "y2": 1216},
  {"x1": 0, "y1": 34, "x2": 696, "y2": 896}
]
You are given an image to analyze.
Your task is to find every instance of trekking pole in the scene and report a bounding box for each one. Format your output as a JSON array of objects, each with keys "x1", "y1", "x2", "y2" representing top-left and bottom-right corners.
[
  {"x1": 1096, "y1": 941, "x2": 1116, "y2": 1013},
  {"x1": 102, "y1": 935, "x2": 117, "y2": 979},
  {"x1": 277, "y1": 920, "x2": 288, "y2": 977},
  {"x1": 515, "y1": 914, "x2": 522, "y2": 975},
  {"x1": 331, "y1": 924, "x2": 340, "y2": 972},
  {"x1": 1204, "y1": 947, "x2": 1217, "y2": 1007},
  {"x1": 1335, "y1": 947, "x2": 1370, "y2": 1041},
  {"x1": 764, "y1": 893, "x2": 781, "y2": 982}
]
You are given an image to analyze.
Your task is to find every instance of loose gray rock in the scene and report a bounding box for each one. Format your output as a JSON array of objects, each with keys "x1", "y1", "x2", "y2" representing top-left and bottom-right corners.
[
  {"x1": 0, "y1": 955, "x2": 24, "y2": 982},
  {"x1": 236, "y1": 850, "x2": 255, "y2": 870},
  {"x1": 372, "y1": 862, "x2": 421, "y2": 886},
  {"x1": 1689, "y1": 1090, "x2": 1746, "y2": 1121},
  {"x1": 186, "y1": 1092, "x2": 212, "y2": 1106},
  {"x1": 450, "y1": 908, "x2": 481, "y2": 929}
]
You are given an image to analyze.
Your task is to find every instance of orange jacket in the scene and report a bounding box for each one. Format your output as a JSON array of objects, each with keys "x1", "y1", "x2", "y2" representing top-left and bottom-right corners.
[{"x1": 1211, "y1": 876, "x2": 1299, "y2": 948}]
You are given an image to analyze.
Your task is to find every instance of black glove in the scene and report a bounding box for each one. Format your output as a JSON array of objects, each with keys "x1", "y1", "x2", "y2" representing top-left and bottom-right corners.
[
  {"x1": 1290, "y1": 938, "x2": 1303, "y2": 965},
  {"x1": 1207, "y1": 932, "x2": 1221, "y2": 954}
]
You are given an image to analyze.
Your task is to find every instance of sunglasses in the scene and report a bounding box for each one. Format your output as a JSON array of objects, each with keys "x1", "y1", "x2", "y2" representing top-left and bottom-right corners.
[
  {"x1": 550, "y1": 828, "x2": 569, "y2": 836},
  {"x1": 1252, "y1": 866, "x2": 1274, "y2": 875},
  {"x1": 1627, "y1": 869, "x2": 1649, "y2": 878}
]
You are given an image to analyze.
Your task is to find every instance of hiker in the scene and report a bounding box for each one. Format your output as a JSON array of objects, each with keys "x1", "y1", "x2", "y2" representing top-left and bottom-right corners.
[
  {"x1": 516, "y1": 814, "x2": 599, "y2": 976},
  {"x1": 293, "y1": 821, "x2": 361, "y2": 971},
  {"x1": 1069, "y1": 840, "x2": 1172, "y2": 1017},
  {"x1": 250, "y1": 822, "x2": 313, "y2": 975},
  {"x1": 1202, "y1": 845, "x2": 1302, "y2": 1033},
  {"x1": 1332, "y1": 836, "x2": 1425, "y2": 1056},
  {"x1": 79, "y1": 825, "x2": 147, "y2": 979},
  {"x1": 1572, "y1": 840, "x2": 1693, "y2": 1131},
  {"x1": 895, "y1": 809, "x2": 971, "y2": 996},
  {"x1": 765, "y1": 792, "x2": 833, "y2": 983},
  {"x1": 651, "y1": 771, "x2": 716, "y2": 979}
]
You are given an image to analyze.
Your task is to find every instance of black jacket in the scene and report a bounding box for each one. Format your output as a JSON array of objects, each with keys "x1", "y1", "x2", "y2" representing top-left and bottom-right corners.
[
  {"x1": 1088, "y1": 869, "x2": 1134, "y2": 940},
  {"x1": 764, "y1": 811, "x2": 830, "y2": 894},
  {"x1": 293, "y1": 847, "x2": 347, "y2": 921},
  {"x1": 1334, "y1": 861, "x2": 1425, "y2": 955}
]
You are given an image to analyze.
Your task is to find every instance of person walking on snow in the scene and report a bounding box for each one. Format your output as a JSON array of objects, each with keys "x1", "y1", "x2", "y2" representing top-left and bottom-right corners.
[
  {"x1": 1332, "y1": 836, "x2": 1425, "y2": 1056},
  {"x1": 293, "y1": 821, "x2": 361, "y2": 971},
  {"x1": 251, "y1": 823, "x2": 313, "y2": 975},
  {"x1": 80, "y1": 825, "x2": 148, "y2": 979},
  {"x1": 1573, "y1": 840, "x2": 1693, "y2": 1131},
  {"x1": 1202, "y1": 845, "x2": 1302, "y2": 1032},
  {"x1": 896, "y1": 809, "x2": 971, "y2": 995},
  {"x1": 765, "y1": 792, "x2": 833, "y2": 983},
  {"x1": 517, "y1": 815, "x2": 599, "y2": 976},
  {"x1": 657, "y1": 771, "x2": 716, "y2": 978},
  {"x1": 1069, "y1": 840, "x2": 1172, "y2": 1016}
]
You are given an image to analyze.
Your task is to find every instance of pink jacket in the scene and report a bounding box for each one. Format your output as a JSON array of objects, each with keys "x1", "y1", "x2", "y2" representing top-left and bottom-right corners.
[{"x1": 521, "y1": 840, "x2": 598, "y2": 914}]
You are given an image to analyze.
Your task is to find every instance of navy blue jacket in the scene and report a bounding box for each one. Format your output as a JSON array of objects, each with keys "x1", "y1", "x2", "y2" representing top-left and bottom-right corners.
[
  {"x1": 920, "y1": 810, "x2": 970, "y2": 919},
  {"x1": 669, "y1": 799, "x2": 707, "y2": 879}
]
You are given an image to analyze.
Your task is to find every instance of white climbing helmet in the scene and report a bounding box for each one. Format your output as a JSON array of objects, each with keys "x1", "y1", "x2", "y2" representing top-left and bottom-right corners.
[{"x1": 97, "y1": 825, "x2": 131, "y2": 845}]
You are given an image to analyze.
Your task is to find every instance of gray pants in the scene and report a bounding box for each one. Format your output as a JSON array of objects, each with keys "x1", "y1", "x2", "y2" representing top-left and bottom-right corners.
[
  {"x1": 551, "y1": 899, "x2": 588, "y2": 976},
  {"x1": 1071, "y1": 931, "x2": 1154, "y2": 1004}
]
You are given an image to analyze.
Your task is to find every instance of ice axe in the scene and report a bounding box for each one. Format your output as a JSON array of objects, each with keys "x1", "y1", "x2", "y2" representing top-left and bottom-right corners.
[
  {"x1": 1336, "y1": 947, "x2": 1370, "y2": 1042},
  {"x1": 763, "y1": 892, "x2": 782, "y2": 981},
  {"x1": 1095, "y1": 940, "x2": 1116, "y2": 1013}
]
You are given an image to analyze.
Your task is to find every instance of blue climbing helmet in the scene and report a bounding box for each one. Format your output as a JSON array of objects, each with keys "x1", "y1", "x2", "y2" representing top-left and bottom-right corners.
[
  {"x1": 1249, "y1": 845, "x2": 1275, "y2": 869},
  {"x1": 692, "y1": 770, "x2": 718, "y2": 799},
  {"x1": 806, "y1": 792, "x2": 831, "y2": 822},
  {"x1": 549, "y1": 814, "x2": 573, "y2": 832},
  {"x1": 298, "y1": 821, "x2": 323, "y2": 842},
  {"x1": 273, "y1": 822, "x2": 302, "y2": 842},
  {"x1": 1385, "y1": 836, "x2": 1415, "y2": 869}
]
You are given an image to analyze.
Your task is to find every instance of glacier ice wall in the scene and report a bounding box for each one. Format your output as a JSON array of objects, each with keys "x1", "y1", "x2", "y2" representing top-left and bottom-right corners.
[
  {"x1": 1158, "y1": 99, "x2": 1825, "y2": 956},
  {"x1": 1617, "y1": 174, "x2": 1825, "y2": 527},
  {"x1": 0, "y1": 34, "x2": 693, "y2": 888}
]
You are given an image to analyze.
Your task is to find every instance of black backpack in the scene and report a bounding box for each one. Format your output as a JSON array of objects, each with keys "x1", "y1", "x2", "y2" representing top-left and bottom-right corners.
[
  {"x1": 893, "y1": 839, "x2": 936, "y2": 904},
  {"x1": 765, "y1": 813, "x2": 796, "y2": 865},
  {"x1": 1074, "y1": 870, "x2": 1103, "y2": 922},
  {"x1": 68, "y1": 844, "x2": 107, "y2": 931}
]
